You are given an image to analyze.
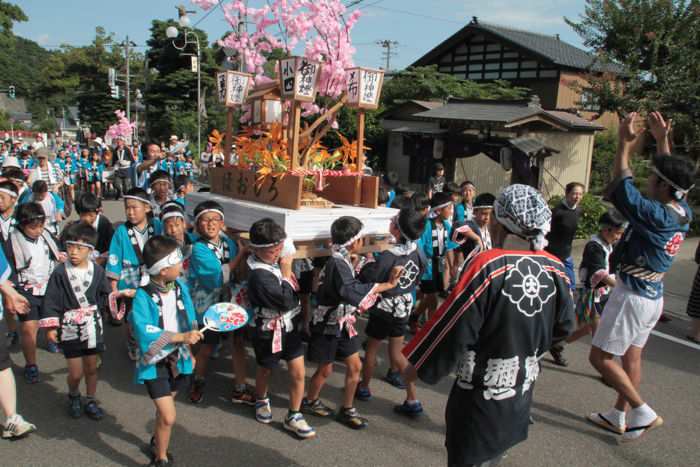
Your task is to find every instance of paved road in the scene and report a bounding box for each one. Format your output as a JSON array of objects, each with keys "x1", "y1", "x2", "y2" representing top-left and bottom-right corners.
[{"x1": 4, "y1": 201, "x2": 698, "y2": 466}]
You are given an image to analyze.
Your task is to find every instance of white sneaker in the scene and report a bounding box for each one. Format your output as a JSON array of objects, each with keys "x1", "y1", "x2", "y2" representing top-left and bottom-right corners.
[
  {"x1": 2, "y1": 414, "x2": 36, "y2": 439},
  {"x1": 284, "y1": 412, "x2": 316, "y2": 439},
  {"x1": 255, "y1": 398, "x2": 272, "y2": 424}
]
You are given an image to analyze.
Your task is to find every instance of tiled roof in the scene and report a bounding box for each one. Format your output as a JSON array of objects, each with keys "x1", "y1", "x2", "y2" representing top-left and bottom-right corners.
[
  {"x1": 475, "y1": 21, "x2": 622, "y2": 73},
  {"x1": 412, "y1": 19, "x2": 623, "y2": 74},
  {"x1": 413, "y1": 99, "x2": 603, "y2": 131}
]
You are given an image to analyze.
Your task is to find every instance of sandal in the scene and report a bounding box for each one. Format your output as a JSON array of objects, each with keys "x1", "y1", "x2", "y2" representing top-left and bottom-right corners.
[
  {"x1": 586, "y1": 412, "x2": 625, "y2": 435},
  {"x1": 622, "y1": 416, "x2": 664, "y2": 443}
]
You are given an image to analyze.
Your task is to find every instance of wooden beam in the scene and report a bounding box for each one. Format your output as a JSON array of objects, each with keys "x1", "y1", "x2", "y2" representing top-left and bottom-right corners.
[
  {"x1": 356, "y1": 109, "x2": 366, "y2": 172},
  {"x1": 290, "y1": 101, "x2": 302, "y2": 170},
  {"x1": 223, "y1": 107, "x2": 234, "y2": 166}
]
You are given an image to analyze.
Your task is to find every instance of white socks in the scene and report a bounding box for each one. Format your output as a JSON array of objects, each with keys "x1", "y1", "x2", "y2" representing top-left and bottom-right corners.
[
  {"x1": 628, "y1": 403, "x2": 657, "y2": 428},
  {"x1": 602, "y1": 408, "x2": 626, "y2": 428}
]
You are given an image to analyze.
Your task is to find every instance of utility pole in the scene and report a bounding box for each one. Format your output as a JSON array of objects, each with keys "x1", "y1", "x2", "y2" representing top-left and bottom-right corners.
[
  {"x1": 376, "y1": 40, "x2": 398, "y2": 71},
  {"x1": 125, "y1": 36, "x2": 131, "y2": 121}
]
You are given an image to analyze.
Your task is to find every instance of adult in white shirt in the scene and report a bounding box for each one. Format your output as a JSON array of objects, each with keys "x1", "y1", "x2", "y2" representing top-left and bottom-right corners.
[{"x1": 136, "y1": 142, "x2": 163, "y2": 190}]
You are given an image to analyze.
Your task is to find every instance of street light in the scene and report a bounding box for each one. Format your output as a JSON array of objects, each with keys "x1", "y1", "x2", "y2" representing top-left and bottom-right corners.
[{"x1": 166, "y1": 12, "x2": 201, "y2": 159}]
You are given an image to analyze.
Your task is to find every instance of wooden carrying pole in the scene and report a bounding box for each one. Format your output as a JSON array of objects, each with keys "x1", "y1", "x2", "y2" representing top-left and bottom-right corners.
[
  {"x1": 290, "y1": 101, "x2": 302, "y2": 169},
  {"x1": 356, "y1": 109, "x2": 365, "y2": 172},
  {"x1": 223, "y1": 107, "x2": 234, "y2": 167}
]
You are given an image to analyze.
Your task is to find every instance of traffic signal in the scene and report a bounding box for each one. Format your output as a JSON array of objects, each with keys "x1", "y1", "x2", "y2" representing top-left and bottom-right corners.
[
  {"x1": 110, "y1": 85, "x2": 120, "y2": 99},
  {"x1": 8, "y1": 85, "x2": 15, "y2": 99}
]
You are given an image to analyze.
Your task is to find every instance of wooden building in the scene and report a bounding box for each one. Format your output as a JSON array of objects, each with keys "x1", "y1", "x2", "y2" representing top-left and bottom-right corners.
[
  {"x1": 382, "y1": 97, "x2": 603, "y2": 198},
  {"x1": 411, "y1": 17, "x2": 622, "y2": 129}
]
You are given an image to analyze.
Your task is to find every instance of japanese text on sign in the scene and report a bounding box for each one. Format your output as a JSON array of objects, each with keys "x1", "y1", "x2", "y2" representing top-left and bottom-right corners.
[
  {"x1": 360, "y1": 69, "x2": 381, "y2": 106},
  {"x1": 280, "y1": 58, "x2": 296, "y2": 96},
  {"x1": 227, "y1": 73, "x2": 250, "y2": 106},
  {"x1": 347, "y1": 69, "x2": 360, "y2": 104},
  {"x1": 216, "y1": 72, "x2": 227, "y2": 104},
  {"x1": 295, "y1": 59, "x2": 318, "y2": 99}
]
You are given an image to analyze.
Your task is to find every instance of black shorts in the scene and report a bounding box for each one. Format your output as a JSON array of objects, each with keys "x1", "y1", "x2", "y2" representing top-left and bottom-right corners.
[
  {"x1": 365, "y1": 315, "x2": 406, "y2": 340},
  {"x1": 201, "y1": 328, "x2": 223, "y2": 346},
  {"x1": 0, "y1": 321, "x2": 11, "y2": 371},
  {"x1": 252, "y1": 328, "x2": 305, "y2": 369},
  {"x1": 62, "y1": 343, "x2": 104, "y2": 360},
  {"x1": 420, "y1": 279, "x2": 442, "y2": 295},
  {"x1": 298, "y1": 270, "x2": 314, "y2": 295},
  {"x1": 144, "y1": 363, "x2": 192, "y2": 400},
  {"x1": 17, "y1": 294, "x2": 42, "y2": 323},
  {"x1": 307, "y1": 331, "x2": 360, "y2": 364}
]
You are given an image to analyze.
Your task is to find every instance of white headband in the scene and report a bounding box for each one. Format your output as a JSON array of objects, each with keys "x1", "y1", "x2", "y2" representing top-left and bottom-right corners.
[
  {"x1": 151, "y1": 178, "x2": 172, "y2": 187},
  {"x1": 652, "y1": 166, "x2": 695, "y2": 197},
  {"x1": 147, "y1": 248, "x2": 183, "y2": 275},
  {"x1": 123, "y1": 195, "x2": 151, "y2": 205},
  {"x1": 0, "y1": 188, "x2": 17, "y2": 198},
  {"x1": 250, "y1": 238, "x2": 284, "y2": 248},
  {"x1": 332, "y1": 229, "x2": 364, "y2": 248},
  {"x1": 195, "y1": 208, "x2": 224, "y2": 222},
  {"x1": 65, "y1": 240, "x2": 95, "y2": 250},
  {"x1": 429, "y1": 201, "x2": 452, "y2": 218},
  {"x1": 161, "y1": 210, "x2": 185, "y2": 222}
]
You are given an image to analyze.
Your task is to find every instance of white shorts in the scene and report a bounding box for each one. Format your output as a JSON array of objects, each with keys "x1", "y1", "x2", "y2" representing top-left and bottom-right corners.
[{"x1": 591, "y1": 281, "x2": 663, "y2": 356}]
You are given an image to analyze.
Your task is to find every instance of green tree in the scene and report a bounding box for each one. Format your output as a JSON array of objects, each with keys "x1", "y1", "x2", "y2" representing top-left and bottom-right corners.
[
  {"x1": 566, "y1": 0, "x2": 700, "y2": 160},
  {"x1": 326, "y1": 65, "x2": 529, "y2": 169},
  {"x1": 381, "y1": 65, "x2": 529, "y2": 107},
  {"x1": 589, "y1": 130, "x2": 617, "y2": 195},
  {"x1": 144, "y1": 20, "x2": 223, "y2": 149},
  {"x1": 0, "y1": 0, "x2": 26, "y2": 36},
  {"x1": 65, "y1": 27, "x2": 130, "y2": 136}
]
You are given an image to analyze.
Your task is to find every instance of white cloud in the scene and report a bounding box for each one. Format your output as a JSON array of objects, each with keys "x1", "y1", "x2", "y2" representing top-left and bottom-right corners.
[
  {"x1": 36, "y1": 33, "x2": 50, "y2": 46},
  {"x1": 460, "y1": 0, "x2": 569, "y2": 30}
]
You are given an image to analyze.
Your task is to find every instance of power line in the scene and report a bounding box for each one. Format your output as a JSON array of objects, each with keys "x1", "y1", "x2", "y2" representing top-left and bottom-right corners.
[
  {"x1": 193, "y1": 0, "x2": 225, "y2": 28},
  {"x1": 366, "y1": 5, "x2": 464, "y2": 24}
]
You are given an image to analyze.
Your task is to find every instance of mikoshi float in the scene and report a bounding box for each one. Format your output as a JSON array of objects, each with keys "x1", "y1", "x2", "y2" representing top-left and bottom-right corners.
[{"x1": 186, "y1": 0, "x2": 395, "y2": 257}]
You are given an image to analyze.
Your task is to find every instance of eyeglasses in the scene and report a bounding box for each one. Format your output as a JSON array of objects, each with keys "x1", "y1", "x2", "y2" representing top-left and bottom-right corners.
[{"x1": 198, "y1": 216, "x2": 223, "y2": 225}]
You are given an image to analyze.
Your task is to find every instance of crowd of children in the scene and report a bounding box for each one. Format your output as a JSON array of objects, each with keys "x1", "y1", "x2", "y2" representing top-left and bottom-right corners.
[{"x1": 0, "y1": 112, "x2": 694, "y2": 465}]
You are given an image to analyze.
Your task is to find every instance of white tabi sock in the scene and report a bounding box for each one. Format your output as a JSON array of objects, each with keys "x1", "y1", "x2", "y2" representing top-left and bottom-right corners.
[
  {"x1": 601, "y1": 408, "x2": 626, "y2": 428},
  {"x1": 629, "y1": 403, "x2": 657, "y2": 428}
]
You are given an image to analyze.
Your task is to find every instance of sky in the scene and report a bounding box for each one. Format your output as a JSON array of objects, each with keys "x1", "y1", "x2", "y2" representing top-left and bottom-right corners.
[{"x1": 12, "y1": 0, "x2": 589, "y2": 70}]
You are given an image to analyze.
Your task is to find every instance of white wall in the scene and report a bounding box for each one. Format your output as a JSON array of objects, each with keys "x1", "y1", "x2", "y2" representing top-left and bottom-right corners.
[{"x1": 454, "y1": 132, "x2": 595, "y2": 198}]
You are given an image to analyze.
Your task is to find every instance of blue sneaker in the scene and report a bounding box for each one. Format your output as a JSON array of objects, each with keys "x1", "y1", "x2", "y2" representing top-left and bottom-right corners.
[
  {"x1": 383, "y1": 370, "x2": 407, "y2": 390},
  {"x1": 394, "y1": 400, "x2": 423, "y2": 418},
  {"x1": 84, "y1": 399, "x2": 104, "y2": 420},
  {"x1": 355, "y1": 386, "x2": 372, "y2": 402},
  {"x1": 46, "y1": 342, "x2": 61, "y2": 354},
  {"x1": 255, "y1": 398, "x2": 273, "y2": 424},
  {"x1": 23, "y1": 365, "x2": 39, "y2": 384},
  {"x1": 68, "y1": 394, "x2": 82, "y2": 419}
]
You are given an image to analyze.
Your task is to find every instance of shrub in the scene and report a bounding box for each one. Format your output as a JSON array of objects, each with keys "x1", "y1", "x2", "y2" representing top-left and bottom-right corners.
[{"x1": 549, "y1": 193, "x2": 608, "y2": 239}]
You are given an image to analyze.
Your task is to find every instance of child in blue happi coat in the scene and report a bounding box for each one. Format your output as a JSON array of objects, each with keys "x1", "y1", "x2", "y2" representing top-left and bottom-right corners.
[
  {"x1": 412, "y1": 191, "x2": 457, "y2": 323},
  {"x1": 130, "y1": 235, "x2": 202, "y2": 466},
  {"x1": 85, "y1": 151, "x2": 104, "y2": 198},
  {"x1": 173, "y1": 175, "x2": 194, "y2": 210},
  {"x1": 106, "y1": 187, "x2": 162, "y2": 359},
  {"x1": 187, "y1": 200, "x2": 251, "y2": 405}
]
